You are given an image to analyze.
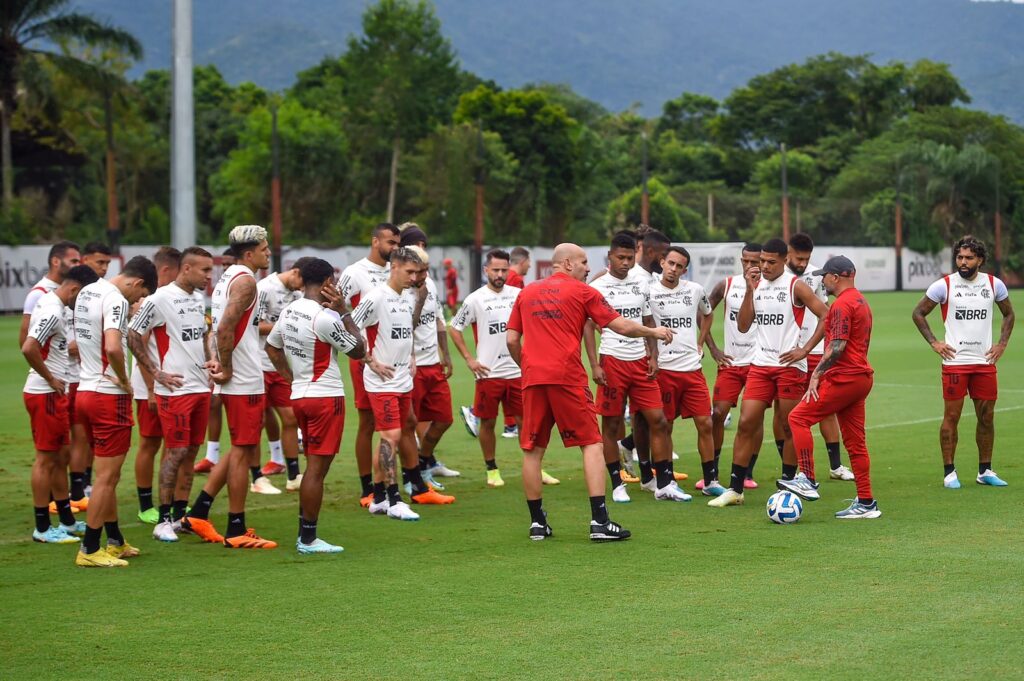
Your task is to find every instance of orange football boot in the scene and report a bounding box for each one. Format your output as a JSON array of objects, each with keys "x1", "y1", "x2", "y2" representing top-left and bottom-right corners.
[
  {"x1": 411, "y1": 488, "x2": 455, "y2": 505},
  {"x1": 223, "y1": 529, "x2": 277, "y2": 549},
  {"x1": 181, "y1": 516, "x2": 224, "y2": 543}
]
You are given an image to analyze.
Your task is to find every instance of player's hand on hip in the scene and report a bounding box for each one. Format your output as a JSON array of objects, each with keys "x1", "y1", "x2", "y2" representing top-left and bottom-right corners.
[
  {"x1": 985, "y1": 343, "x2": 1006, "y2": 364},
  {"x1": 780, "y1": 347, "x2": 807, "y2": 365},
  {"x1": 47, "y1": 377, "x2": 66, "y2": 396},
  {"x1": 711, "y1": 348, "x2": 734, "y2": 368},
  {"x1": 369, "y1": 358, "x2": 395, "y2": 380},
  {"x1": 803, "y1": 375, "x2": 820, "y2": 402},
  {"x1": 156, "y1": 369, "x2": 184, "y2": 391},
  {"x1": 467, "y1": 359, "x2": 490, "y2": 379},
  {"x1": 931, "y1": 341, "x2": 956, "y2": 361}
]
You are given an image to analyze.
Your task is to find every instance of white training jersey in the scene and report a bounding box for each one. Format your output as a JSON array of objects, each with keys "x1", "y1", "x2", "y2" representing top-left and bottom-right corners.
[
  {"x1": 795, "y1": 264, "x2": 827, "y2": 355},
  {"x1": 338, "y1": 257, "x2": 390, "y2": 309},
  {"x1": 649, "y1": 278, "x2": 712, "y2": 373},
  {"x1": 258, "y1": 273, "x2": 301, "y2": 372},
  {"x1": 720, "y1": 276, "x2": 756, "y2": 366},
  {"x1": 75, "y1": 278, "x2": 130, "y2": 394},
  {"x1": 926, "y1": 273, "x2": 1009, "y2": 367},
  {"x1": 751, "y1": 272, "x2": 807, "y2": 372},
  {"x1": 408, "y1": 277, "x2": 441, "y2": 366},
  {"x1": 450, "y1": 284, "x2": 522, "y2": 380},
  {"x1": 23, "y1": 277, "x2": 80, "y2": 383},
  {"x1": 23, "y1": 276, "x2": 59, "y2": 315},
  {"x1": 210, "y1": 264, "x2": 264, "y2": 395},
  {"x1": 628, "y1": 263, "x2": 657, "y2": 285},
  {"x1": 590, "y1": 270, "x2": 651, "y2": 362},
  {"x1": 23, "y1": 291, "x2": 71, "y2": 394},
  {"x1": 128, "y1": 282, "x2": 210, "y2": 396},
  {"x1": 266, "y1": 297, "x2": 361, "y2": 399},
  {"x1": 351, "y1": 284, "x2": 415, "y2": 394}
]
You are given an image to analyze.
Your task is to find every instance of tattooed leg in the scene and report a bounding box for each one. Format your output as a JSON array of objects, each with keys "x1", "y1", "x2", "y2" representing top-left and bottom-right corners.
[
  {"x1": 973, "y1": 398, "x2": 995, "y2": 467},
  {"x1": 940, "y1": 398, "x2": 963, "y2": 466}
]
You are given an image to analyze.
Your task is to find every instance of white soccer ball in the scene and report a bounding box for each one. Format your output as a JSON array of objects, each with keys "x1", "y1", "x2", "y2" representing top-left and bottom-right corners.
[{"x1": 766, "y1": 491, "x2": 803, "y2": 524}]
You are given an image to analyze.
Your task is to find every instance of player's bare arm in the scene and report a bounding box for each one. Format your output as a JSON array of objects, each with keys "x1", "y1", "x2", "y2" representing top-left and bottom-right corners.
[
  {"x1": 987, "y1": 297, "x2": 1015, "y2": 364},
  {"x1": 643, "y1": 314, "x2": 660, "y2": 379},
  {"x1": 412, "y1": 285, "x2": 428, "y2": 328},
  {"x1": 18, "y1": 315, "x2": 31, "y2": 348},
  {"x1": 804, "y1": 338, "x2": 848, "y2": 402},
  {"x1": 606, "y1": 316, "x2": 674, "y2": 344},
  {"x1": 437, "y1": 316, "x2": 454, "y2": 377},
  {"x1": 737, "y1": 267, "x2": 758, "y2": 333},
  {"x1": 128, "y1": 328, "x2": 185, "y2": 391},
  {"x1": 265, "y1": 344, "x2": 293, "y2": 383},
  {"x1": 506, "y1": 328, "x2": 523, "y2": 366},
  {"x1": 697, "y1": 311, "x2": 714, "y2": 352},
  {"x1": 338, "y1": 313, "x2": 366, "y2": 359},
  {"x1": 911, "y1": 296, "x2": 956, "y2": 360},
  {"x1": 583, "y1": 319, "x2": 606, "y2": 385},
  {"x1": 450, "y1": 323, "x2": 490, "y2": 378},
  {"x1": 21, "y1": 338, "x2": 65, "y2": 395},
  {"x1": 781, "y1": 279, "x2": 828, "y2": 365},
  {"x1": 704, "y1": 280, "x2": 732, "y2": 366},
  {"x1": 212, "y1": 276, "x2": 256, "y2": 384},
  {"x1": 103, "y1": 327, "x2": 133, "y2": 396}
]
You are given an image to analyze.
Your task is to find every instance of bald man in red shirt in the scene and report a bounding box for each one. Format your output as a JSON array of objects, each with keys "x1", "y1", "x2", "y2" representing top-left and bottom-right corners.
[
  {"x1": 788, "y1": 256, "x2": 881, "y2": 519},
  {"x1": 507, "y1": 243, "x2": 673, "y2": 542}
]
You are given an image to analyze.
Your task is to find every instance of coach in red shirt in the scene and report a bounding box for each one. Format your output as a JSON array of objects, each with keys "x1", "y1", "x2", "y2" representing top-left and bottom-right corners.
[
  {"x1": 507, "y1": 243, "x2": 673, "y2": 542},
  {"x1": 788, "y1": 256, "x2": 881, "y2": 520}
]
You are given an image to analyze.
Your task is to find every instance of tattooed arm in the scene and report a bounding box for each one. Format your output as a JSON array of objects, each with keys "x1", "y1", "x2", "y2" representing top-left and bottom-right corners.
[
  {"x1": 911, "y1": 296, "x2": 956, "y2": 360},
  {"x1": 802, "y1": 338, "x2": 847, "y2": 402},
  {"x1": 986, "y1": 297, "x2": 1015, "y2": 364},
  {"x1": 211, "y1": 276, "x2": 256, "y2": 385}
]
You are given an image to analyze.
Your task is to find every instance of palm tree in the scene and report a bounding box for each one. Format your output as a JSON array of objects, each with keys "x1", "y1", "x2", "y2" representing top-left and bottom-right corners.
[{"x1": 0, "y1": 0, "x2": 142, "y2": 209}]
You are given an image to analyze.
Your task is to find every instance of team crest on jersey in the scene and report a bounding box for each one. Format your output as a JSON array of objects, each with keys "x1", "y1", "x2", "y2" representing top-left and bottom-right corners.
[
  {"x1": 777, "y1": 291, "x2": 787, "y2": 303},
  {"x1": 682, "y1": 294, "x2": 692, "y2": 306},
  {"x1": 631, "y1": 285, "x2": 641, "y2": 295},
  {"x1": 981, "y1": 287, "x2": 991, "y2": 299}
]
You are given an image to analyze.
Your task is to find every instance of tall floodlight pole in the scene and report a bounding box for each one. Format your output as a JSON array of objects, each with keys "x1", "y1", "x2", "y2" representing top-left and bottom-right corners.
[
  {"x1": 472, "y1": 120, "x2": 485, "y2": 290},
  {"x1": 894, "y1": 169, "x2": 904, "y2": 291},
  {"x1": 994, "y1": 168, "x2": 1003, "y2": 278},
  {"x1": 271, "y1": 103, "x2": 283, "y2": 272},
  {"x1": 640, "y1": 131, "x2": 650, "y2": 226},
  {"x1": 780, "y1": 143, "x2": 790, "y2": 242},
  {"x1": 171, "y1": 0, "x2": 196, "y2": 250}
]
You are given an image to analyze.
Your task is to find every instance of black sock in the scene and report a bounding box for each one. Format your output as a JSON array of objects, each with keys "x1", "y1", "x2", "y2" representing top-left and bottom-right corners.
[
  {"x1": 401, "y1": 468, "x2": 410, "y2": 485},
  {"x1": 250, "y1": 466, "x2": 262, "y2": 484},
  {"x1": 729, "y1": 463, "x2": 747, "y2": 494},
  {"x1": 485, "y1": 459, "x2": 498, "y2": 471},
  {"x1": 526, "y1": 498, "x2": 546, "y2": 525},
  {"x1": 589, "y1": 495, "x2": 609, "y2": 524},
  {"x1": 826, "y1": 442, "x2": 842, "y2": 470},
  {"x1": 713, "y1": 449, "x2": 721, "y2": 470},
  {"x1": 70, "y1": 472, "x2": 86, "y2": 501},
  {"x1": 55, "y1": 498, "x2": 75, "y2": 527},
  {"x1": 299, "y1": 517, "x2": 317, "y2": 544},
  {"x1": 621, "y1": 434, "x2": 635, "y2": 451},
  {"x1": 226, "y1": 512, "x2": 245, "y2": 538},
  {"x1": 653, "y1": 460, "x2": 672, "y2": 489},
  {"x1": 639, "y1": 459, "x2": 654, "y2": 484},
  {"x1": 775, "y1": 439, "x2": 785, "y2": 458},
  {"x1": 34, "y1": 506, "x2": 49, "y2": 534},
  {"x1": 606, "y1": 462, "x2": 623, "y2": 488},
  {"x1": 943, "y1": 463, "x2": 956, "y2": 476},
  {"x1": 748, "y1": 453, "x2": 759, "y2": 478},
  {"x1": 159, "y1": 504, "x2": 172, "y2": 523},
  {"x1": 781, "y1": 463, "x2": 797, "y2": 480},
  {"x1": 83, "y1": 525, "x2": 102, "y2": 554},
  {"x1": 104, "y1": 521, "x2": 124, "y2": 545},
  {"x1": 980, "y1": 462, "x2": 991, "y2": 476},
  {"x1": 360, "y1": 473, "x2": 373, "y2": 497},
  {"x1": 405, "y1": 466, "x2": 428, "y2": 495},
  {"x1": 84, "y1": 467, "x2": 92, "y2": 486},
  {"x1": 372, "y1": 481, "x2": 386, "y2": 504},
  {"x1": 189, "y1": 490, "x2": 215, "y2": 520},
  {"x1": 701, "y1": 460, "x2": 717, "y2": 486},
  {"x1": 137, "y1": 487, "x2": 153, "y2": 512},
  {"x1": 423, "y1": 454, "x2": 438, "y2": 469},
  {"x1": 386, "y1": 484, "x2": 401, "y2": 505},
  {"x1": 286, "y1": 457, "x2": 300, "y2": 481},
  {"x1": 860, "y1": 497, "x2": 875, "y2": 505},
  {"x1": 172, "y1": 500, "x2": 187, "y2": 520}
]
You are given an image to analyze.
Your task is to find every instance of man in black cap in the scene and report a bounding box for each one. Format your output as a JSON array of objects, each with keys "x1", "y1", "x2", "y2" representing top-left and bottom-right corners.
[{"x1": 788, "y1": 256, "x2": 881, "y2": 519}]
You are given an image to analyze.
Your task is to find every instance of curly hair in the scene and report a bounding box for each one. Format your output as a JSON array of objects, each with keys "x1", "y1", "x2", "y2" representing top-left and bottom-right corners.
[{"x1": 954, "y1": 235, "x2": 987, "y2": 263}]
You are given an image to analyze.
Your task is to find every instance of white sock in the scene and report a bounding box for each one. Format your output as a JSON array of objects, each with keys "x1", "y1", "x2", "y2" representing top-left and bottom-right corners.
[
  {"x1": 269, "y1": 440, "x2": 285, "y2": 465},
  {"x1": 206, "y1": 441, "x2": 220, "y2": 464}
]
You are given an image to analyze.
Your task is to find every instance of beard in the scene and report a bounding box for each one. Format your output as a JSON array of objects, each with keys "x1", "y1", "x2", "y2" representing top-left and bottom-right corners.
[
  {"x1": 958, "y1": 265, "x2": 979, "y2": 279},
  {"x1": 788, "y1": 262, "x2": 806, "y2": 275},
  {"x1": 489, "y1": 277, "x2": 505, "y2": 288}
]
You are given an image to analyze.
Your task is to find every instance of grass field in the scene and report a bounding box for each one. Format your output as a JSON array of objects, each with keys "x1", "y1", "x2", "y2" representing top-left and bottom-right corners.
[{"x1": 1, "y1": 291, "x2": 1021, "y2": 680}]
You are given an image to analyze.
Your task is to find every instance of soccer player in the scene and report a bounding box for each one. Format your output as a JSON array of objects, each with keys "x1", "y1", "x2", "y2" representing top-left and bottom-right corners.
[
  {"x1": 443, "y1": 257, "x2": 459, "y2": 313},
  {"x1": 705, "y1": 243, "x2": 761, "y2": 490},
  {"x1": 20, "y1": 241, "x2": 81, "y2": 347},
  {"x1": 195, "y1": 247, "x2": 237, "y2": 473},
  {"x1": 128, "y1": 247, "x2": 216, "y2": 541},
  {"x1": 352, "y1": 247, "x2": 455, "y2": 521},
  {"x1": 257, "y1": 258, "x2": 311, "y2": 491},
  {"x1": 649, "y1": 246, "x2": 728, "y2": 497},
  {"x1": 22, "y1": 264, "x2": 98, "y2": 544},
  {"x1": 81, "y1": 242, "x2": 113, "y2": 278},
  {"x1": 789, "y1": 256, "x2": 881, "y2": 518},
  {"x1": 182, "y1": 225, "x2": 278, "y2": 549},
  {"x1": 74, "y1": 255, "x2": 157, "y2": 567},
  {"x1": 499, "y1": 246, "x2": 531, "y2": 439},
  {"x1": 450, "y1": 249, "x2": 524, "y2": 487},
  {"x1": 708, "y1": 238, "x2": 828, "y2": 508},
  {"x1": 780, "y1": 233, "x2": 854, "y2": 481},
  {"x1": 129, "y1": 246, "x2": 182, "y2": 524},
  {"x1": 265, "y1": 258, "x2": 366, "y2": 553},
  {"x1": 911, "y1": 235, "x2": 1015, "y2": 488},
  {"x1": 337, "y1": 223, "x2": 400, "y2": 506},
  {"x1": 507, "y1": 242, "x2": 673, "y2": 542},
  {"x1": 584, "y1": 232, "x2": 683, "y2": 504}
]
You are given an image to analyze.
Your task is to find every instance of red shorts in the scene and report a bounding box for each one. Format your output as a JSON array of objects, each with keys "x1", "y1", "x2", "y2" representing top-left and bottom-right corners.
[
  {"x1": 805, "y1": 354, "x2": 823, "y2": 389},
  {"x1": 157, "y1": 392, "x2": 211, "y2": 449},
  {"x1": 349, "y1": 358, "x2": 370, "y2": 411},
  {"x1": 713, "y1": 365, "x2": 750, "y2": 406},
  {"x1": 474, "y1": 377, "x2": 523, "y2": 420},
  {"x1": 942, "y1": 365, "x2": 998, "y2": 401},
  {"x1": 24, "y1": 392, "x2": 70, "y2": 452},
  {"x1": 67, "y1": 382, "x2": 79, "y2": 428},
  {"x1": 263, "y1": 371, "x2": 292, "y2": 409},
  {"x1": 596, "y1": 355, "x2": 662, "y2": 417},
  {"x1": 743, "y1": 366, "x2": 807, "y2": 403},
  {"x1": 293, "y1": 396, "x2": 345, "y2": 455},
  {"x1": 75, "y1": 390, "x2": 134, "y2": 457},
  {"x1": 658, "y1": 370, "x2": 712, "y2": 419},
  {"x1": 369, "y1": 392, "x2": 413, "y2": 432},
  {"x1": 412, "y1": 364, "x2": 453, "y2": 423},
  {"x1": 136, "y1": 398, "x2": 163, "y2": 439},
  {"x1": 521, "y1": 384, "x2": 601, "y2": 451},
  {"x1": 221, "y1": 393, "x2": 266, "y2": 446}
]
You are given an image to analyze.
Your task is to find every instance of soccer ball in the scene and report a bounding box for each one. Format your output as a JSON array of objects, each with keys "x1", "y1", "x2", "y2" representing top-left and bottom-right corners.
[{"x1": 766, "y1": 491, "x2": 803, "y2": 524}]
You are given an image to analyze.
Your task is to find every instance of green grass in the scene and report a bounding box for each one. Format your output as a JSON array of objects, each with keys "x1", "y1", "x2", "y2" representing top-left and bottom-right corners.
[{"x1": 1, "y1": 291, "x2": 1022, "y2": 680}]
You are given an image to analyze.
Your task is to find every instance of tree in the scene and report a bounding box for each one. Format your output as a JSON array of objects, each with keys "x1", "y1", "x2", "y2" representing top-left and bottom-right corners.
[
  {"x1": 0, "y1": 0, "x2": 141, "y2": 209},
  {"x1": 656, "y1": 92, "x2": 719, "y2": 143},
  {"x1": 340, "y1": 0, "x2": 460, "y2": 223},
  {"x1": 606, "y1": 178, "x2": 687, "y2": 240}
]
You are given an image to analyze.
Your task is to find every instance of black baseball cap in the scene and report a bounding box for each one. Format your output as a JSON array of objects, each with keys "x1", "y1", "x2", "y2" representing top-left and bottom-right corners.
[{"x1": 812, "y1": 255, "x2": 856, "y2": 277}]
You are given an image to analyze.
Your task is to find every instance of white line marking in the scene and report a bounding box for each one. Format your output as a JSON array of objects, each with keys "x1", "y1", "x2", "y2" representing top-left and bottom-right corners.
[
  {"x1": 866, "y1": 404, "x2": 1024, "y2": 430},
  {"x1": 874, "y1": 382, "x2": 1024, "y2": 393}
]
